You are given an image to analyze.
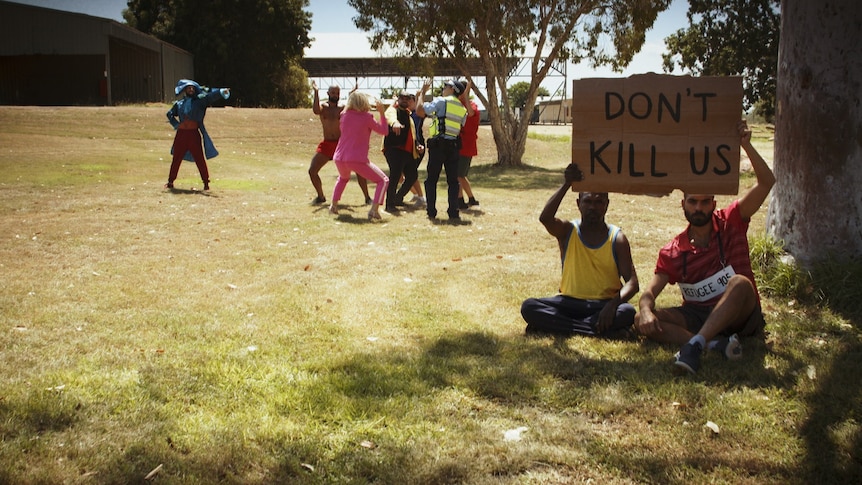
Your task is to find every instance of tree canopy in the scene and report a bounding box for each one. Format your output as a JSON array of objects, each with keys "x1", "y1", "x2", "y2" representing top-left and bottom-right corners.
[
  {"x1": 662, "y1": 0, "x2": 780, "y2": 121},
  {"x1": 508, "y1": 82, "x2": 550, "y2": 110},
  {"x1": 348, "y1": 0, "x2": 672, "y2": 166},
  {"x1": 124, "y1": 0, "x2": 313, "y2": 107}
]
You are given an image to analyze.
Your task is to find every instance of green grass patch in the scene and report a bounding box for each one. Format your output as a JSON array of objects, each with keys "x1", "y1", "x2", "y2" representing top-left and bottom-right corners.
[
  {"x1": 527, "y1": 132, "x2": 571, "y2": 143},
  {"x1": 0, "y1": 106, "x2": 859, "y2": 484}
]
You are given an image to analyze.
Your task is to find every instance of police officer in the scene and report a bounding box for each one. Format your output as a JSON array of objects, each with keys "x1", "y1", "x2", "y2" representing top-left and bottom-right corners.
[{"x1": 416, "y1": 79, "x2": 473, "y2": 220}]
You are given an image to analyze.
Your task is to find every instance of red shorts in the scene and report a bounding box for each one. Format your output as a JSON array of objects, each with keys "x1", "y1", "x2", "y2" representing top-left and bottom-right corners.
[{"x1": 316, "y1": 139, "x2": 338, "y2": 159}]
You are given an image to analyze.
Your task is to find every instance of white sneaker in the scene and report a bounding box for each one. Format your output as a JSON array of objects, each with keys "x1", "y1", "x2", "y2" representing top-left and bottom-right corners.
[{"x1": 713, "y1": 333, "x2": 743, "y2": 360}]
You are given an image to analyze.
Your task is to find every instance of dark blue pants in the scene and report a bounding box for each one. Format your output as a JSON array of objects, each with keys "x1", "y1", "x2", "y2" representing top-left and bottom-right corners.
[
  {"x1": 424, "y1": 139, "x2": 460, "y2": 219},
  {"x1": 521, "y1": 295, "x2": 635, "y2": 337}
]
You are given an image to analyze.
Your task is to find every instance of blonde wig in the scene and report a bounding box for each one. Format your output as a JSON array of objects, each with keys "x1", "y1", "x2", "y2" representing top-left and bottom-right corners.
[{"x1": 346, "y1": 91, "x2": 372, "y2": 112}]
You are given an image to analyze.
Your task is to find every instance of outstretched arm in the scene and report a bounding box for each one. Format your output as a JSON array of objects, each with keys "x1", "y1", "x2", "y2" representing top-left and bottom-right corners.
[
  {"x1": 203, "y1": 87, "x2": 229, "y2": 104},
  {"x1": 737, "y1": 120, "x2": 775, "y2": 219}
]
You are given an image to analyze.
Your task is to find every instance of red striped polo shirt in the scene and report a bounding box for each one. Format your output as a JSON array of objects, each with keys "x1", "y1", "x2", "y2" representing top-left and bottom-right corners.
[{"x1": 654, "y1": 200, "x2": 759, "y2": 307}]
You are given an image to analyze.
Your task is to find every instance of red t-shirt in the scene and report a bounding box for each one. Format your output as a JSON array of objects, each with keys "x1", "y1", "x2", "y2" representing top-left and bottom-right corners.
[
  {"x1": 654, "y1": 200, "x2": 759, "y2": 307},
  {"x1": 459, "y1": 101, "x2": 480, "y2": 157}
]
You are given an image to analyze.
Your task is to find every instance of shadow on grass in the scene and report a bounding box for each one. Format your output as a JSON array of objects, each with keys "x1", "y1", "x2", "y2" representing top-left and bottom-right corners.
[
  {"x1": 165, "y1": 187, "x2": 216, "y2": 197},
  {"x1": 459, "y1": 163, "x2": 564, "y2": 191},
  {"x1": 317, "y1": 203, "x2": 479, "y2": 226},
  {"x1": 5, "y1": 327, "x2": 857, "y2": 483},
  {"x1": 276, "y1": 331, "x2": 806, "y2": 483},
  {"x1": 799, "y1": 341, "x2": 862, "y2": 483},
  {"x1": 0, "y1": 389, "x2": 81, "y2": 437},
  {"x1": 310, "y1": 204, "x2": 376, "y2": 224},
  {"x1": 797, "y1": 305, "x2": 862, "y2": 483}
]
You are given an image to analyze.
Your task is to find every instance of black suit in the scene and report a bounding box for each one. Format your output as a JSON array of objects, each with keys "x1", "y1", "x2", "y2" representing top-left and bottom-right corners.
[{"x1": 382, "y1": 105, "x2": 416, "y2": 209}]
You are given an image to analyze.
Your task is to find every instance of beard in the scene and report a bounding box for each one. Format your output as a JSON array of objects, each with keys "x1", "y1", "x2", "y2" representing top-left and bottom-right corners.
[
  {"x1": 685, "y1": 209, "x2": 712, "y2": 227},
  {"x1": 328, "y1": 96, "x2": 339, "y2": 103}
]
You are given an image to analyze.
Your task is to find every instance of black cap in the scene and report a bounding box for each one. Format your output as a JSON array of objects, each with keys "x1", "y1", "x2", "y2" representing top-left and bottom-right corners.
[{"x1": 445, "y1": 79, "x2": 466, "y2": 95}]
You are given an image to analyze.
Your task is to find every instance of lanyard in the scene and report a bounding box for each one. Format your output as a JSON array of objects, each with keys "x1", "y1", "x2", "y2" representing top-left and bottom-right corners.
[{"x1": 682, "y1": 231, "x2": 725, "y2": 282}]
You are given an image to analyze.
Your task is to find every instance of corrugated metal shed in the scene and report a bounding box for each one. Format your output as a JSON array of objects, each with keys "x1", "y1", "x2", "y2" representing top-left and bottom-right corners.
[{"x1": 0, "y1": 0, "x2": 193, "y2": 105}]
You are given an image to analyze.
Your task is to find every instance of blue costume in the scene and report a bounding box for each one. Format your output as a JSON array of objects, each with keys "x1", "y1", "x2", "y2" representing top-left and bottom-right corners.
[{"x1": 165, "y1": 79, "x2": 230, "y2": 190}]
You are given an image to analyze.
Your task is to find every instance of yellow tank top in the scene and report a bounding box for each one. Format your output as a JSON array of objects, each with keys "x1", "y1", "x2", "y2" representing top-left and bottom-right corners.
[{"x1": 559, "y1": 222, "x2": 622, "y2": 300}]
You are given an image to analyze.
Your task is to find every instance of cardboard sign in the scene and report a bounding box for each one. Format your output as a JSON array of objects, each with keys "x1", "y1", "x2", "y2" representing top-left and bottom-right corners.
[{"x1": 571, "y1": 74, "x2": 743, "y2": 195}]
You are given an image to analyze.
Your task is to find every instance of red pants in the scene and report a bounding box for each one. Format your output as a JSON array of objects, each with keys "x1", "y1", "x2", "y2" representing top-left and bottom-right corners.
[{"x1": 169, "y1": 128, "x2": 210, "y2": 183}]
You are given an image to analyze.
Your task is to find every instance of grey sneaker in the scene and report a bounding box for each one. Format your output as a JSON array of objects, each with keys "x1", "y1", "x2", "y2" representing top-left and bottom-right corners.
[
  {"x1": 673, "y1": 341, "x2": 703, "y2": 375},
  {"x1": 713, "y1": 333, "x2": 743, "y2": 360}
]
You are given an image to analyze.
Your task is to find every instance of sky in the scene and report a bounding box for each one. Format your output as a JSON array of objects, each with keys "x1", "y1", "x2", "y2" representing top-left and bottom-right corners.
[
  {"x1": 304, "y1": 0, "x2": 690, "y2": 80},
  {"x1": 8, "y1": 0, "x2": 690, "y2": 94}
]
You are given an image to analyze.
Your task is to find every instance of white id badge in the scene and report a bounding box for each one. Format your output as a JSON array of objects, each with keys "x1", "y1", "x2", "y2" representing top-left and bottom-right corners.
[{"x1": 678, "y1": 265, "x2": 736, "y2": 303}]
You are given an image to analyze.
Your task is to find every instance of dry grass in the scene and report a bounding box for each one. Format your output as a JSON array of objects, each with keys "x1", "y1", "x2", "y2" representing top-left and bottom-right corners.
[{"x1": 0, "y1": 106, "x2": 859, "y2": 484}]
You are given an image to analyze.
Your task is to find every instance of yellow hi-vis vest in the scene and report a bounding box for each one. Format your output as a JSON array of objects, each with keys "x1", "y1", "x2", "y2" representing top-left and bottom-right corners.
[
  {"x1": 559, "y1": 222, "x2": 623, "y2": 300},
  {"x1": 429, "y1": 96, "x2": 467, "y2": 139}
]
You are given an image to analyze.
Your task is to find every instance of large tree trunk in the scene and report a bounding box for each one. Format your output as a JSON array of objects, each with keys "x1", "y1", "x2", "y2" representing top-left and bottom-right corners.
[
  {"x1": 767, "y1": 0, "x2": 862, "y2": 264},
  {"x1": 488, "y1": 113, "x2": 529, "y2": 167},
  {"x1": 475, "y1": 72, "x2": 529, "y2": 166}
]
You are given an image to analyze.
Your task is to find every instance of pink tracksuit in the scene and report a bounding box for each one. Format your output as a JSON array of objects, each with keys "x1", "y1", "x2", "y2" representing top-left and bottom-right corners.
[{"x1": 331, "y1": 110, "x2": 389, "y2": 204}]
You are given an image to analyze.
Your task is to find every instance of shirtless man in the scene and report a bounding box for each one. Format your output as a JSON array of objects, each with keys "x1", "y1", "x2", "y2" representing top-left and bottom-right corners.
[{"x1": 309, "y1": 81, "x2": 371, "y2": 204}]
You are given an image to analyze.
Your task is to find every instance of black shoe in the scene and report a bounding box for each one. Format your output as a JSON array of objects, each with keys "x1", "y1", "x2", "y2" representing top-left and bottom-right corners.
[
  {"x1": 458, "y1": 199, "x2": 469, "y2": 209},
  {"x1": 673, "y1": 341, "x2": 703, "y2": 375},
  {"x1": 468, "y1": 198, "x2": 480, "y2": 206},
  {"x1": 385, "y1": 205, "x2": 399, "y2": 213},
  {"x1": 203, "y1": 182, "x2": 210, "y2": 191}
]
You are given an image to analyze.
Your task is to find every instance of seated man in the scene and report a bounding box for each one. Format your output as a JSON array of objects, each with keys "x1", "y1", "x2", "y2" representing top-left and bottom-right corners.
[
  {"x1": 521, "y1": 163, "x2": 639, "y2": 337},
  {"x1": 635, "y1": 120, "x2": 776, "y2": 375}
]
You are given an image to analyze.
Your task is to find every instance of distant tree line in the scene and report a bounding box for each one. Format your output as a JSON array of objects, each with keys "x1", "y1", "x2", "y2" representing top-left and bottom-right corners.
[
  {"x1": 124, "y1": 0, "x2": 313, "y2": 108},
  {"x1": 121, "y1": 0, "x2": 779, "y2": 121}
]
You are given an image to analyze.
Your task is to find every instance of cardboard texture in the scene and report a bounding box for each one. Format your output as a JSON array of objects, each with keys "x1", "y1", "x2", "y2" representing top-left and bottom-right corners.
[{"x1": 571, "y1": 74, "x2": 743, "y2": 195}]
